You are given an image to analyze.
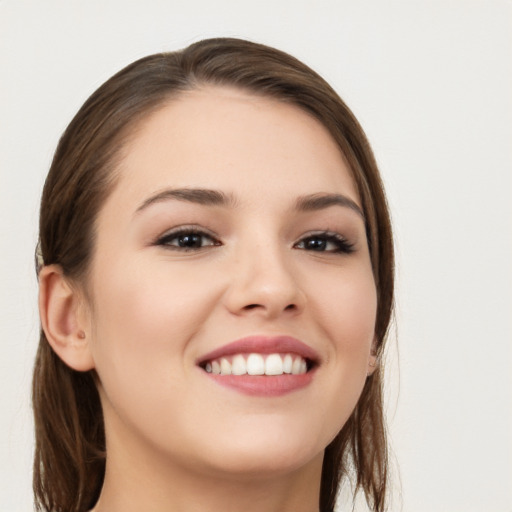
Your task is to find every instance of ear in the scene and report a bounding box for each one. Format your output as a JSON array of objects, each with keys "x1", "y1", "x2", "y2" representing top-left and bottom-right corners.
[
  {"x1": 38, "y1": 264, "x2": 95, "y2": 372},
  {"x1": 367, "y1": 336, "x2": 379, "y2": 376}
]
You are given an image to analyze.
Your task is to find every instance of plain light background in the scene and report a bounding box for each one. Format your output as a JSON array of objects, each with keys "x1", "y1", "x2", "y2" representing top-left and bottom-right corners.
[{"x1": 1, "y1": 1, "x2": 511, "y2": 511}]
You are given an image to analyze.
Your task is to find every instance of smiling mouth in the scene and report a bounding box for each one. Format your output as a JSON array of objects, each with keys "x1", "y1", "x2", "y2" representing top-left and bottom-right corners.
[
  {"x1": 196, "y1": 335, "x2": 319, "y2": 396},
  {"x1": 200, "y1": 353, "x2": 313, "y2": 376}
]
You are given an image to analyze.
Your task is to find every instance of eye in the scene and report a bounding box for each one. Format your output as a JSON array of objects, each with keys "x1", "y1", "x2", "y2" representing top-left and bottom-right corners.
[
  {"x1": 294, "y1": 231, "x2": 354, "y2": 254},
  {"x1": 156, "y1": 227, "x2": 221, "y2": 251}
]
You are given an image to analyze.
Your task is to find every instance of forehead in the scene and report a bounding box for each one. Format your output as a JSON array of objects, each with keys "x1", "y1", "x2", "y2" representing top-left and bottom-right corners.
[{"x1": 106, "y1": 86, "x2": 359, "y2": 211}]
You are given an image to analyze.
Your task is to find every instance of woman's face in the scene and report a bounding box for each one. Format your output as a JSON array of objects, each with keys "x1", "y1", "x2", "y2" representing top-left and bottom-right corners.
[{"x1": 83, "y1": 86, "x2": 377, "y2": 478}]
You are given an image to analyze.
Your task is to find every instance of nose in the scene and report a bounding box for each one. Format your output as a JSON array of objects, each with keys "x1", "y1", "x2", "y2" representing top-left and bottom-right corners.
[{"x1": 223, "y1": 240, "x2": 306, "y2": 319}]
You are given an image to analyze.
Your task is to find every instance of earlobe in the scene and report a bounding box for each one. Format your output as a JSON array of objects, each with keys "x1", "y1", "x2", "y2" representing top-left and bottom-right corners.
[
  {"x1": 367, "y1": 336, "x2": 379, "y2": 376},
  {"x1": 38, "y1": 265, "x2": 95, "y2": 372},
  {"x1": 367, "y1": 354, "x2": 378, "y2": 376}
]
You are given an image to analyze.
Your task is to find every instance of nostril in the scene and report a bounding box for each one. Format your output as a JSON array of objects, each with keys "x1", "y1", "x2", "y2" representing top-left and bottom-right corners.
[
  {"x1": 243, "y1": 304, "x2": 260, "y2": 310},
  {"x1": 242, "y1": 303, "x2": 297, "y2": 312},
  {"x1": 241, "y1": 303, "x2": 297, "y2": 313}
]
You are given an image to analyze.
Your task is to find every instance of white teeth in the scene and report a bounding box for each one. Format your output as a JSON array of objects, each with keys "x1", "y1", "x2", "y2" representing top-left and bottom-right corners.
[
  {"x1": 246, "y1": 353, "x2": 265, "y2": 375},
  {"x1": 231, "y1": 354, "x2": 247, "y2": 375},
  {"x1": 291, "y1": 357, "x2": 302, "y2": 375},
  {"x1": 211, "y1": 360, "x2": 221, "y2": 374},
  {"x1": 204, "y1": 353, "x2": 310, "y2": 376},
  {"x1": 283, "y1": 354, "x2": 293, "y2": 374},
  {"x1": 220, "y1": 358, "x2": 231, "y2": 375},
  {"x1": 265, "y1": 354, "x2": 283, "y2": 375}
]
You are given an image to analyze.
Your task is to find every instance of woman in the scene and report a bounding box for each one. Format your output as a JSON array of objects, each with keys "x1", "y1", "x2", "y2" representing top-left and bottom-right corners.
[{"x1": 33, "y1": 37, "x2": 394, "y2": 512}]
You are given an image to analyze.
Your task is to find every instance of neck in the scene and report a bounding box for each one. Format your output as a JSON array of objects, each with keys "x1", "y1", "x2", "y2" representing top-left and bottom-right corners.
[
  {"x1": 94, "y1": 462, "x2": 322, "y2": 512},
  {"x1": 90, "y1": 418, "x2": 323, "y2": 512}
]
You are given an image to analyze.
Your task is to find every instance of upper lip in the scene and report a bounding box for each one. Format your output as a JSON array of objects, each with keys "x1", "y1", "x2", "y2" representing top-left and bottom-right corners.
[{"x1": 196, "y1": 335, "x2": 321, "y2": 366}]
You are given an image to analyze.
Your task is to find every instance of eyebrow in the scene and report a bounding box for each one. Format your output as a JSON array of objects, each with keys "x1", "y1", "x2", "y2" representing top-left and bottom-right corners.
[
  {"x1": 135, "y1": 188, "x2": 364, "y2": 219},
  {"x1": 135, "y1": 188, "x2": 237, "y2": 214},
  {"x1": 295, "y1": 193, "x2": 365, "y2": 219}
]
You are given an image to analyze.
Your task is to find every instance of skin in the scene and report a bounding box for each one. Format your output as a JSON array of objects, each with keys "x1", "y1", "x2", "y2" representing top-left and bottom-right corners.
[{"x1": 41, "y1": 87, "x2": 377, "y2": 512}]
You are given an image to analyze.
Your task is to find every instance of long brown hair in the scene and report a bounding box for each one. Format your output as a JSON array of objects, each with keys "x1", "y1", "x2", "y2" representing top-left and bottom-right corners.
[{"x1": 34, "y1": 37, "x2": 394, "y2": 512}]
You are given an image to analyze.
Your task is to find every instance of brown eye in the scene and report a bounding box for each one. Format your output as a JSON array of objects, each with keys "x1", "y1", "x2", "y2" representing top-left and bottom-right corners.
[
  {"x1": 174, "y1": 233, "x2": 206, "y2": 248},
  {"x1": 157, "y1": 228, "x2": 220, "y2": 251},
  {"x1": 302, "y1": 237, "x2": 328, "y2": 251},
  {"x1": 295, "y1": 232, "x2": 354, "y2": 254}
]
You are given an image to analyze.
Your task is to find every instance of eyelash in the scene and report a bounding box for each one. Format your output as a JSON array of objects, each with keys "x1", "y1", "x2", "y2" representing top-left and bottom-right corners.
[
  {"x1": 155, "y1": 227, "x2": 354, "y2": 254},
  {"x1": 155, "y1": 226, "x2": 220, "y2": 251},
  {"x1": 293, "y1": 231, "x2": 355, "y2": 254}
]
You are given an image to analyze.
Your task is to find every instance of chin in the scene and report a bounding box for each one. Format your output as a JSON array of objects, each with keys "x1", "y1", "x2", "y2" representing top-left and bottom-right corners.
[
  {"x1": 204, "y1": 450, "x2": 323, "y2": 482},
  {"x1": 193, "y1": 423, "x2": 328, "y2": 479}
]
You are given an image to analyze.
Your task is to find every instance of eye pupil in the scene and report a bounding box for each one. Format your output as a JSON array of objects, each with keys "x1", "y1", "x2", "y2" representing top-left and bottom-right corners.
[
  {"x1": 305, "y1": 238, "x2": 326, "y2": 251},
  {"x1": 178, "y1": 234, "x2": 202, "y2": 247}
]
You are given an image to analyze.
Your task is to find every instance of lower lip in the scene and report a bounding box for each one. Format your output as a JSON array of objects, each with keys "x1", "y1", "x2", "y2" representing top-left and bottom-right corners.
[{"x1": 202, "y1": 371, "x2": 315, "y2": 397}]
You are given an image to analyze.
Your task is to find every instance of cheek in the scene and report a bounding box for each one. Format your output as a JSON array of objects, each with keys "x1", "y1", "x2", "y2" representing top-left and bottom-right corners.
[
  {"x1": 92, "y1": 257, "x2": 217, "y2": 343},
  {"x1": 305, "y1": 265, "x2": 377, "y2": 431},
  {"x1": 87, "y1": 259, "x2": 221, "y2": 398},
  {"x1": 86, "y1": 260, "x2": 226, "y2": 448},
  {"x1": 309, "y1": 263, "x2": 377, "y2": 352}
]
